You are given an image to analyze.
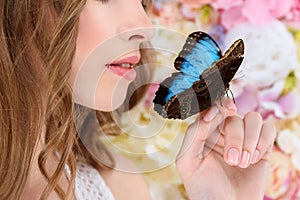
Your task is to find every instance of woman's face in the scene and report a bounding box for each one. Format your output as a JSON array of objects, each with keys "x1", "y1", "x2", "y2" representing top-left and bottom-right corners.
[{"x1": 69, "y1": 0, "x2": 154, "y2": 111}]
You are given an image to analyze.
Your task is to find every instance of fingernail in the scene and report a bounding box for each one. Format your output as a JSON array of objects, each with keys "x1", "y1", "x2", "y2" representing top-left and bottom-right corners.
[
  {"x1": 203, "y1": 107, "x2": 219, "y2": 122},
  {"x1": 251, "y1": 149, "x2": 260, "y2": 164},
  {"x1": 227, "y1": 148, "x2": 239, "y2": 165},
  {"x1": 239, "y1": 150, "x2": 251, "y2": 168}
]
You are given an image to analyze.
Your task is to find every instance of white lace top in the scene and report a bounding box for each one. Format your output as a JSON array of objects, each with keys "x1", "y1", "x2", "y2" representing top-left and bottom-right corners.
[{"x1": 74, "y1": 160, "x2": 115, "y2": 200}]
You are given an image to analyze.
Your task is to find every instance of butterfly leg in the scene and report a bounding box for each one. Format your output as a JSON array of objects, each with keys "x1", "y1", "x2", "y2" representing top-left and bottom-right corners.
[
  {"x1": 225, "y1": 88, "x2": 236, "y2": 104},
  {"x1": 219, "y1": 97, "x2": 223, "y2": 107}
]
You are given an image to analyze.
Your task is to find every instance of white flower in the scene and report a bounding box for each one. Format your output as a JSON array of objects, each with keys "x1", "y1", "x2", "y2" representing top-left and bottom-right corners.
[
  {"x1": 277, "y1": 121, "x2": 300, "y2": 170},
  {"x1": 277, "y1": 129, "x2": 300, "y2": 154},
  {"x1": 224, "y1": 20, "x2": 298, "y2": 88}
]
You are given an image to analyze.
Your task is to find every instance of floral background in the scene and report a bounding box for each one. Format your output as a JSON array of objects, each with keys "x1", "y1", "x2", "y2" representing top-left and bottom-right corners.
[{"x1": 104, "y1": 0, "x2": 300, "y2": 199}]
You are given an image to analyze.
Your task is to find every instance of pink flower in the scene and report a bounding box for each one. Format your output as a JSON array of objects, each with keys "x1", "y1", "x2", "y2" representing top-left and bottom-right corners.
[
  {"x1": 212, "y1": 0, "x2": 294, "y2": 30},
  {"x1": 234, "y1": 84, "x2": 259, "y2": 117},
  {"x1": 232, "y1": 80, "x2": 300, "y2": 119},
  {"x1": 152, "y1": 2, "x2": 181, "y2": 26},
  {"x1": 144, "y1": 84, "x2": 159, "y2": 109},
  {"x1": 179, "y1": 1, "x2": 218, "y2": 22},
  {"x1": 211, "y1": 0, "x2": 243, "y2": 10},
  {"x1": 258, "y1": 81, "x2": 300, "y2": 119},
  {"x1": 285, "y1": 0, "x2": 300, "y2": 28},
  {"x1": 243, "y1": 0, "x2": 293, "y2": 24},
  {"x1": 180, "y1": 4, "x2": 201, "y2": 20},
  {"x1": 218, "y1": 4, "x2": 247, "y2": 30},
  {"x1": 179, "y1": 0, "x2": 213, "y2": 6},
  {"x1": 264, "y1": 148, "x2": 300, "y2": 199}
]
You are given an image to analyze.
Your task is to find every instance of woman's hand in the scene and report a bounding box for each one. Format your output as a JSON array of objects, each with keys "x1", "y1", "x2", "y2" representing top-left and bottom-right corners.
[{"x1": 176, "y1": 98, "x2": 276, "y2": 200}]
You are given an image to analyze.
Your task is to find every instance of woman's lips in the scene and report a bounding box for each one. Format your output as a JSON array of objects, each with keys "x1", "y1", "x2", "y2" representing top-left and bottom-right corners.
[
  {"x1": 107, "y1": 65, "x2": 137, "y2": 80},
  {"x1": 106, "y1": 55, "x2": 140, "y2": 81}
]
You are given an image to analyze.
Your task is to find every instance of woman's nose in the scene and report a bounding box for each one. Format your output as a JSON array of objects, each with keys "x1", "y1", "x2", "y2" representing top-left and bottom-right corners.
[
  {"x1": 117, "y1": 8, "x2": 155, "y2": 43},
  {"x1": 118, "y1": 26, "x2": 155, "y2": 43}
]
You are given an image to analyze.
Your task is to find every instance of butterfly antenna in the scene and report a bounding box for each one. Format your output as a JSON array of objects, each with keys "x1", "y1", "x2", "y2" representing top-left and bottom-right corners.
[{"x1": 234, "y1": 70, "x2": 245, "y2": 81}]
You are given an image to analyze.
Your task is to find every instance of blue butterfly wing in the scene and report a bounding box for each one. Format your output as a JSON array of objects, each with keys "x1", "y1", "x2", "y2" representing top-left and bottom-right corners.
[
  {"x1": 163, "y1": 73, "x2": 199, "y2": 103},
  {"x1": 175, "y1": 32, "x2": 222, "y2": 77},
  {"x1": 161, "y1": 32, "x2": 222, "y2": 103}
]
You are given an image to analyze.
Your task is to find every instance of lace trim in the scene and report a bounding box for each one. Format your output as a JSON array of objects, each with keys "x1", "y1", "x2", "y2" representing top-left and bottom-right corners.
[{"x1": 74, "y1": 160, "x2": 115, "y2": 200}]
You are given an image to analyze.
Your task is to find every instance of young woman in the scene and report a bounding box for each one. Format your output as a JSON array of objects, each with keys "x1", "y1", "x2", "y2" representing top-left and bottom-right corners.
[{"x1": 0, "y1": 0, "x2": 276, "y2": 199}]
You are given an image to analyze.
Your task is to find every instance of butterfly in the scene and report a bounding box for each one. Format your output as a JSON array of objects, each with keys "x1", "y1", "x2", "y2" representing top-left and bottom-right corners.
[{"x1": 153, "y1": 31, "x2": 244, "y2": 120}]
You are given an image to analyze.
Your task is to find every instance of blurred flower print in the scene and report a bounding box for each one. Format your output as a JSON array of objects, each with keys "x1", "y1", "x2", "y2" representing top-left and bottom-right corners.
[{"x1": 104, "y1": 1, "x2": 300, "y2": 199}]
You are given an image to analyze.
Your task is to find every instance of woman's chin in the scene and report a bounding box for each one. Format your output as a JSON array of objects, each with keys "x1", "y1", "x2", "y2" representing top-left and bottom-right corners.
[
  {"x1": 73, "y1": 94, "x2": 126, "y2": 112},
  {"x1": 73, "y1": 77, "x2": 130, "y2": 112},
  {"x1": 94, "y1": 95, "x2": 127, "y2": 112},
  {"x1": 94, "y1": 103, "x2": 122, "y2": 112}
]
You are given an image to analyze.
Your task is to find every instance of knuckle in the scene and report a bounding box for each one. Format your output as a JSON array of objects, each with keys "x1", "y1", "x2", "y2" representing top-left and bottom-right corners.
[
  {"x1": 223, "y1": 115, "x2": 242, "y2": 132},
  {"x1": 244, "y1": 137, "x2": 259, "y2": 146},
  {"x1": 226, "y1": 135, "x2": 243, "y2": 145}
]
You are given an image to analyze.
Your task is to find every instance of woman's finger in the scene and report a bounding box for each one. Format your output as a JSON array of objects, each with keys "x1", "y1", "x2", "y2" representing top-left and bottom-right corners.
[
  {"x1": 223, "y1": 97, "x2": 237, "y2": 117},
  {"x1": 177, "y1": 98, "x2": 238, "y2": 169},
  {"x1": 223, "y1": 115, "x2": 244, "y2": 166},
  {"x1": 252, "y1": 121, "x2": 277, "y2": 164},
  {"x1": 239, "y1": 112, "x2": 263, "y2": 168}
]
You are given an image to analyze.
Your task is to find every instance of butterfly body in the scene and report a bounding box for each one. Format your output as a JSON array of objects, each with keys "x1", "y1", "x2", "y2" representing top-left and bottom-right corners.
[{"x1": 153, "y1": 31, "x2": 244, "y2": 120}]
